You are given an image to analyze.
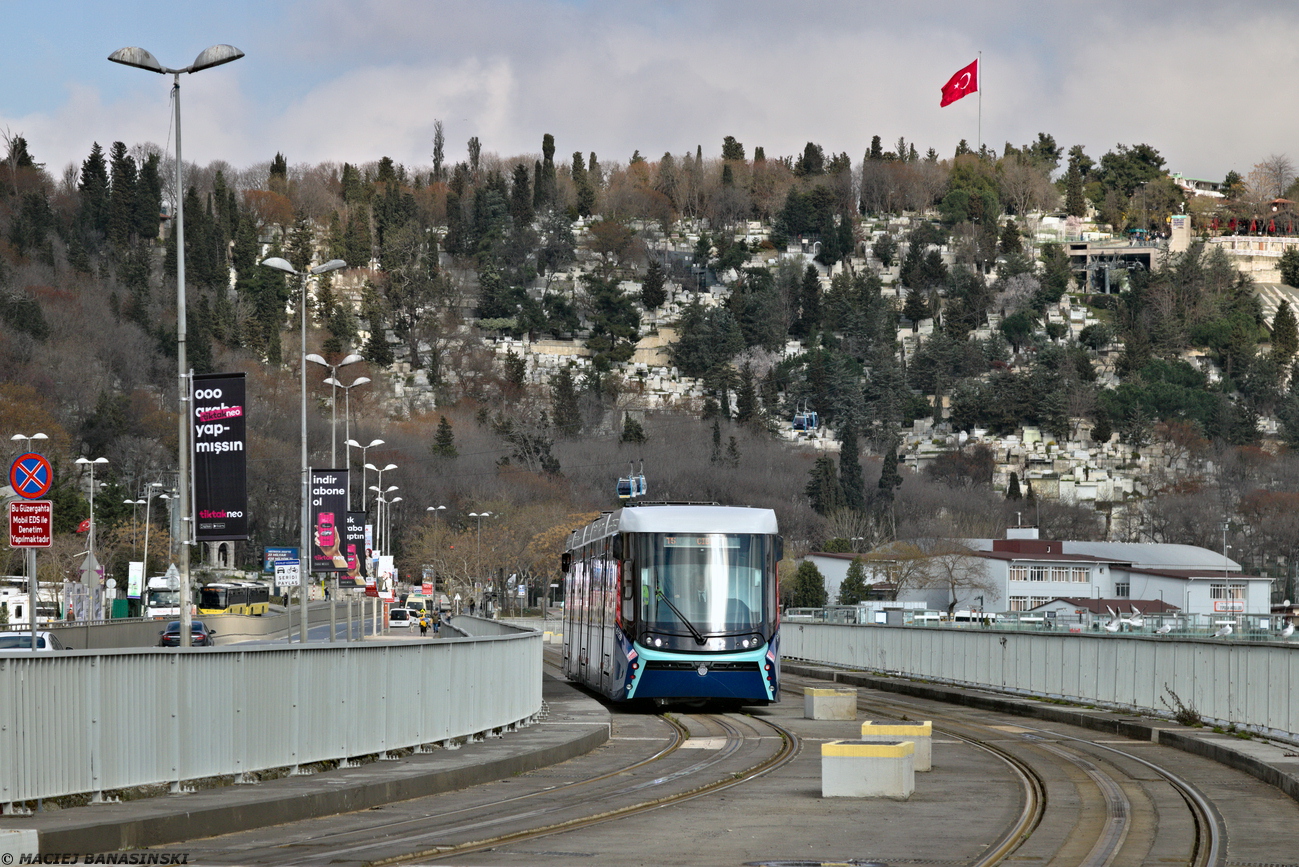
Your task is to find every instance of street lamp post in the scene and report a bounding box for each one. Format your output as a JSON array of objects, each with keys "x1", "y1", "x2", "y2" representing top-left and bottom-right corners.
[
  {"x1": 11, "y1": 432, "x2": 47, "y2": 650},
  {"x1": 110, "y1": 42, "x2": 244, "y2": 648},
  {"x1": 364, "y1": 463, "x2": 397, "y2": 536},
  {"x1": 425, "y1": 506, "x2": 446, "y2": 597},
  {"x1": 469, "y1": 512, "x2": 491, "y2": 608},
  {"x1": 329, "y1": 376, "x2": 371, "y2": 479},
  {"x1": 306, "y1": 353, "x2": 363, "y2": 467},
  {"x1": 346, "y1": 439, "x2": 384, "y2": 512},
  {"x1": 261, "y1": 256, "x2": 348, "y2": 643},
  {"x1": 124, "y1": 498, "x2": 145, "y2": 550},
  {"x1": 369, "y1": 484, "x2": 398, "y2": 554},
  {"x1": 75, "y1": 456, "x2": 109, "y2": 619}
]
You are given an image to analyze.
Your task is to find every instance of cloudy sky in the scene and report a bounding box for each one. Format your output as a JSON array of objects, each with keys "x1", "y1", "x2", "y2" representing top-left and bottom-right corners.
[{"x1": 3, "y1": 0, "x2": 1295, "y2": 182}]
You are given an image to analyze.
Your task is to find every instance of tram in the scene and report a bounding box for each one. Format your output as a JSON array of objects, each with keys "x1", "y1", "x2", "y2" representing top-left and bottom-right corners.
[{"x1": 561, "y1": 504, "x2": 782, "y2": 705}]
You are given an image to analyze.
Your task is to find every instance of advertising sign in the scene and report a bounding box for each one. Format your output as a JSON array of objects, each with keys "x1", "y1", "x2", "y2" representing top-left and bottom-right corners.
[
  {"x1": 127, "y1": 561, "x2": 144, "y2": 599},
  {"x1": 309, "y1": 469, "x2": 349, "y2": 573},
  {"x1": 344, "y1": 512, "x2": 368, "y2": 586},
  {"x1": 263, "y1": 546, "x2": 299, "y2": 574},
  {"x1": 192, "y1": 372, "x2": 248, "y2": 541},
  {"x1": 8, "y1": 500, "x2": 52, "y2": 547}
]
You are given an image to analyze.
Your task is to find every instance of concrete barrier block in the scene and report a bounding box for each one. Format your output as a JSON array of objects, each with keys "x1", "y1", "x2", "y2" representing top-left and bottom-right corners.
[
  {"x1": 821, "y1": 740, "x2": 914, "y2": 799},
  {"x1": 804, "y1": 687, "x2": 857, "y2": 720},
  {"x1": 861, "y1": 720, "x2": 932, "y2": 771},
  {"x1": 0, "y1": 829, "x2": 38, "y2": 859}
]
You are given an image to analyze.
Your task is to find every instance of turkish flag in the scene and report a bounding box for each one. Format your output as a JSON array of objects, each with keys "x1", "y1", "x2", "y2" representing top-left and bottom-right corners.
[
  {"x1": 76, "y1": 519, "x2": 91, "y2": 534},
  {"x1": 940, "y1": 59, "x2": 979, "y2": 107}
]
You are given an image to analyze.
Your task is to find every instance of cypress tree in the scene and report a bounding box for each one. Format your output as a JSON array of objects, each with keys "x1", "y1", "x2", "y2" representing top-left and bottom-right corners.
[
  {"x1": 1273, "y1": 301, "x2": 1299, "y2": 361},
  {"x1": 551, "y1": 366, "x2": 581, "y2": 437},
  {"x1": 1065, "y1": 160, "x2": 1086, "y2": 217},
  {"x1": 838, "y1": 423, "x2": 865, "y2": 511},
  {"x1": 641, "y1": 259, "x2": 667, "y2": 309},
  {"x1": 877, "y1": 448, "x2": 902, "y2": 504},
  {"x1": 1006, "y1": 471, "x2": 1023, "y2": 500},
  {"x1": 510, "y1": 162, "x2": 533, "y2": 227}
]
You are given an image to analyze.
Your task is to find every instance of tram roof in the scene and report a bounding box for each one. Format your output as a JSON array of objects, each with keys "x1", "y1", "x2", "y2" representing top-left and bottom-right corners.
[{"x1": 570, "y1": 505, "x2": 778, "y2": 548}]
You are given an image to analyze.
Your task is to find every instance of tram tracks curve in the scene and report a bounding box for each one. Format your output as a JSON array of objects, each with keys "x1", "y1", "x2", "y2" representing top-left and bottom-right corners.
[{"x1": 782, "y1": 668, "x2": 1221, "y2": 867}]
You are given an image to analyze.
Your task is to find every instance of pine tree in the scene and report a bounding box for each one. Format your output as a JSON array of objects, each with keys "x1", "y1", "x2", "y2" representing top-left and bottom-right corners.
[
  {"x1": 619, "y1": 415, "x2": 647, "y2": 444},
  {"x1": 510, "y1": 162, "x2": 533, "y2": 227},
  {"x1": 838, "y1": 558, "x2": 868, "y2": 605},
  {"x1": 78, "y1": 142, "x2": 110, "y2": 239},
  {"x1": 805, "y1": 455, "x2": 845, "y2": 515},
  {"x1": 641, "y1": 259, "x2": 667, "y2": 309},
  {"x1": 710, "y1": 419, "x2": 723, "y2": 464},
  {"x1": 735, "y1": 361, "x2": 759, "y2": 425},
  {"x1": 795, "y1": 264, "x2": 821, "y2": 336},
  {"x1": 1006, "y1": 471, "x2": 1023, "y2": 500},
  {"x1": 107, "y1": 141, "x2": 137, "y2": 249},
  {"x1": 903, "y1": 287, "x2": 929, "y2": 324},
  {"x1": 726, "y1": 436, "x2": 741, "y2": 468},
  {"x1": 791, "y1": 560, "x2": 828, "y2": 607},
  {"x1": 431, "y1": 416, "x2": 458, "y2": 457},
  {"x1": 838, "y1": 424, "x2": 865, "y2": 511},
  {"x1": 135, "y1": 153, "x2": 162, "y2": 243},
  {"x1": 551, "y1": 366, "x2": 581, "y2": 438}
]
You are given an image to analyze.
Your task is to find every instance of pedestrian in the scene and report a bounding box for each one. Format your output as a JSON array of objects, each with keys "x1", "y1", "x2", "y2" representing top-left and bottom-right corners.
[
  {"x1": 469, "y1": 600, "x2": 476, "y2": 616},
  {"x1": 418, "y1": 615, "x2": 429, "y2": 636}
]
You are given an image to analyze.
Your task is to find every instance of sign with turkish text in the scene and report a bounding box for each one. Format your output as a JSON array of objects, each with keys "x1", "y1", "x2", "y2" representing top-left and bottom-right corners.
[
  {"x1": 275, "y1": 560, "x2": 301, "y2": 587},
  {"x1": 192, "y1": 372, "x2": 248, "y2": 541},
  {"x1": 309, "y1": 469, "x2": 349, "y2": 572},
  {"x1": 344, "y1": 511, "x2": 368, "y2": 585},
  {"x1": 263, "y1": 546, "x2": 299, "y2": 574},
  {"x1": 9, "y1": 453, "x2": 52, "y2": 499},
  {"x1": 1213, "y1": 600, "x2": 1244, "y2": 613},
  {"x1": 9, "y1": 500, "x2": 52, "y2": 547}
]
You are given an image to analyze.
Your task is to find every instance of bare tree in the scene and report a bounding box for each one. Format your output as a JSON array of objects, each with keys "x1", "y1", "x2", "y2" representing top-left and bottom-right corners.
[
  {"x1": 919, "y1": 540, "x2": 995, "y2": 614},
  {"x1": 1254, "y1": 154, "x2": 1295, "y2": 200}
]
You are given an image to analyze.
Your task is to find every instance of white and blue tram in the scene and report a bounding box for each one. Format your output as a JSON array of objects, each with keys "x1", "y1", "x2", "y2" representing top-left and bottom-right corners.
[{"x1": 561, "y1": 504, "x2": 782, "y2": 705}]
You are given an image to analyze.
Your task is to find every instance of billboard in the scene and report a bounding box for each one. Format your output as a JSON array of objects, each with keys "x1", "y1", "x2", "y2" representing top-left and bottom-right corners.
[
  {"x1": 344, "y1": 512, "x2": 368, "y2": 586},
  {"x1": 192, "y1": 372, "x2": 248, "y2": 541},
  {"x1": 309, "y1": 468, "x2": 349, "y2": 573}
]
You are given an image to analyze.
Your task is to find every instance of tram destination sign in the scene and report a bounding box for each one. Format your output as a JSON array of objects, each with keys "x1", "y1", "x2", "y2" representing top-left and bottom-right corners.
[{"x1": 9, "y1": 500, "x2": 52, "y2": 548}]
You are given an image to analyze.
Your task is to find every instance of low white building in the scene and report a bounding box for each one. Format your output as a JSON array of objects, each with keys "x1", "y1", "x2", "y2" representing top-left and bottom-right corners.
[{"x1": 803, "y1": 528, "x2": 1271, "y2": 617}]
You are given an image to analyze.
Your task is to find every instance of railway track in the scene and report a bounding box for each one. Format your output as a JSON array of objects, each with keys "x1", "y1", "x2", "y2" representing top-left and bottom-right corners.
[
  {"x1": 174, "y1": 664, "x2": 799, "y2": 866},
  {"x1": 781, "y1": 668, "x2": 1222, "y2": 867}
]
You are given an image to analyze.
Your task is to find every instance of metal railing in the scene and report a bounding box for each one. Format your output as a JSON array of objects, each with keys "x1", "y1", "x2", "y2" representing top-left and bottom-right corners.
[
  {"x1": 782, "y1": 620, "x2": 1299, "y2": 740},
  {"x1": 0, "y1": 630, "x2": 542, "y2": 807}
]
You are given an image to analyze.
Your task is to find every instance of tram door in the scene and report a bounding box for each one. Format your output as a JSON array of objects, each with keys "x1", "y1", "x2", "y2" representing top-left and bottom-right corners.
[{"x1": 585, "y1": 541, "x2": 607, "y2": 688}]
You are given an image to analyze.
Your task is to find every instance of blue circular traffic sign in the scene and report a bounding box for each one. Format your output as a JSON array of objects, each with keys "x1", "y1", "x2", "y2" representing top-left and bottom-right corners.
[{"x1": 10, "y1": 453, "x2": 52, "y2": 499}]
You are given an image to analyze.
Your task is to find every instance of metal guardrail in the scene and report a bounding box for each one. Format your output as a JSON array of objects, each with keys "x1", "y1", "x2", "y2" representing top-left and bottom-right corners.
[
  {"x1": 0, "y1": 630, "x2": 542, "y2": 807},
  {"x1": 782, "y1": 621, "x2": 1299, "y2": 740}
]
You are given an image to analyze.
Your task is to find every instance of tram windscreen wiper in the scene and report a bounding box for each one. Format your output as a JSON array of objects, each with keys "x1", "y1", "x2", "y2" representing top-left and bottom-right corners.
[{"x1": 655, "y1": 588, "x2": 707, "y2": 645}]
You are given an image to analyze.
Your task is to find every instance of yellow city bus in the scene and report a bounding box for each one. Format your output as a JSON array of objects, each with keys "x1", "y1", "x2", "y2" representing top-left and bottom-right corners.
[{"x1": 198, "y1": 581, "x2": 270, "y2": 616}]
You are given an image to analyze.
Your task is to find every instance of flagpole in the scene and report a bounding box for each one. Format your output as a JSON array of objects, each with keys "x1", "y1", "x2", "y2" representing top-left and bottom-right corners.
[{"x1": 977, "y1": 51, "x2": 982, "y2": 156}]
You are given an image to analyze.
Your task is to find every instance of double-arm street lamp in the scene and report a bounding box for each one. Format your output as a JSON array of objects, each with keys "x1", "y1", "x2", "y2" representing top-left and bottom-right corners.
[
  {"x1": 109, "y1": 43, "x2": 244, "y2": 647},
  {"x1": 369, "y1": 484, "x2": 398, "y2": 554},
  {"x1": 346, "y1": 440, "x2": 384, "y2": 511},
  {"x1": 327, "y1": 375, "x2": 371, "y2": 474},
  {"x1": 261, "y1": 256, "x2": 349, "y2": 642},
  {"x1": 307, "y1": 353, "x2": 363, "y2": 466},
  {"x1": 75, "y1": 456, "x2": 109, "y2": 619}
]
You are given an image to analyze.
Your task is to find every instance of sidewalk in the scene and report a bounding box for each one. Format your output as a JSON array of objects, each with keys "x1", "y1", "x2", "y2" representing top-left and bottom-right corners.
[{"x1": 0, "y1": 675, "x2": 609, "y2": 854}]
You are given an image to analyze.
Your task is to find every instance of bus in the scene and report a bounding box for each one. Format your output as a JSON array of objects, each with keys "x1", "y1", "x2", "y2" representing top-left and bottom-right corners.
[
  {"x1": 198, "y1": 581, "x2": 270, "y2": 616},
  {"x1": 562, "y1": 504, "x2": 782, "y2": 706}
]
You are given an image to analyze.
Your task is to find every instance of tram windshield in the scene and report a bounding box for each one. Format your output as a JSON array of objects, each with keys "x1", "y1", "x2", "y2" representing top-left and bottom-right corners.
[{"x1": 636, "y1": 533, "x2": 768, "y2": 634}]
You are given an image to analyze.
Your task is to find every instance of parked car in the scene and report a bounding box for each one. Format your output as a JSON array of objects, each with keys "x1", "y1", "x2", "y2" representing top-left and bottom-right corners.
[
  {"x1": 389, "y1": 607, "x2": 415, "y2": 628},
  {"x1": 0, "y1": 631, "x2": 68, "y2": 651},
  {"x1": 158, "y1": 620, "x2": 217, "y2": 647}
]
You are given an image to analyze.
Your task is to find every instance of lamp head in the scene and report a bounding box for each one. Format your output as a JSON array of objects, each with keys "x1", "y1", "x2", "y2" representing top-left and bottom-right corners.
[
  {"x1": 260, "y1": 257, "x2": 297, "y2": 276},
  {"x1": 350, "y1": 376, "x2": 372, "y2": 387},
  {"x1": 339, "y1": 354, "x2": 364, "y2": 367},
  {"x1": 305, "y1": 354, "x2": 328, "y2": 367},
  {"x1": 323, "y1": 377, "x2": 342, "y2": 387},
  {"x1": 368, "y1": 439, "x2": 385, "y2": 448},
  {"x1": 382, "y1": 463, "x2": 398, "y2": 472},
  {"x1": 108, "y1": 46, "x2": 167, "y2": 74},
  {"x1": 189, "y1": 44, "x2": 244, "y2": 73},
  {"x1": 310, "y1": 259, "x2": 348, "y2": 275}
]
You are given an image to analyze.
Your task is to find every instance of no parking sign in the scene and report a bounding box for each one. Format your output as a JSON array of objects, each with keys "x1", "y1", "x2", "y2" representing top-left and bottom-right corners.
[{"x1": 9, "y1": 453, "x2": 52, "y2": 499}]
